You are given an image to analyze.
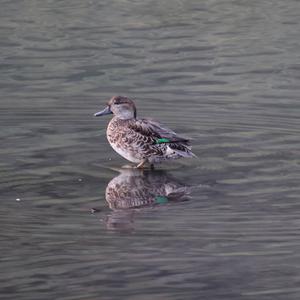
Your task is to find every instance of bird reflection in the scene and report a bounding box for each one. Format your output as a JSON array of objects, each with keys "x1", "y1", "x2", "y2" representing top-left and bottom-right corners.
[{"x1": 102, "y1": 168, "x2": 192, "y2": 231}]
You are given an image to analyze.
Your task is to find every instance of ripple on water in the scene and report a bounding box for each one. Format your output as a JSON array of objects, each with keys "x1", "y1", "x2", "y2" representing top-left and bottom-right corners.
[{"x1": 1, "y1": 0, "x2": 300, "y2": 299}]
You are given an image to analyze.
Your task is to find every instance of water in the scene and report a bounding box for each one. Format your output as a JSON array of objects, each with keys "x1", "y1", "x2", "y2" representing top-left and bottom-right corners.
[{"x1": 1, "y1": 0, "x2": 300, "y2": 299}]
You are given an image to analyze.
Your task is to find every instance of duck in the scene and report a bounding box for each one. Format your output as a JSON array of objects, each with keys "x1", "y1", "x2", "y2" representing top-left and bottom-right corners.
[{"x1": 94, "y1": 96, "x2": 196, "y2": 168}]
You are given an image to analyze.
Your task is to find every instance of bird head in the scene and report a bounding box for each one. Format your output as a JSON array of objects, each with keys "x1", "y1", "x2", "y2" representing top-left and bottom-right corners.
[{"x1": 94, "y1": 96, "x2": 137, "y2": 120}]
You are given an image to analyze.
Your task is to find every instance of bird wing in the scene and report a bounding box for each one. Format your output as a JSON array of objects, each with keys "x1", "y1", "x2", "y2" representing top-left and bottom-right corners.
[{"x1": 129, "y1": 118, "x2": 190, "y2": 144}]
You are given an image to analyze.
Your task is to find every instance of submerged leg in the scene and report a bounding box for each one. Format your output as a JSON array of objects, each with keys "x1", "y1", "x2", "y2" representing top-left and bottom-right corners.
[{"x1": 136, "y1": 159, "x2": 148, "y2": 169}]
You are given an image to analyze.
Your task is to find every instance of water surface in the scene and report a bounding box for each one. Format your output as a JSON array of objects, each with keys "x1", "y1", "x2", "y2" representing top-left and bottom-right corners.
[{"x1": 1, "y1": 0, "x2": 300, "y2": 299}]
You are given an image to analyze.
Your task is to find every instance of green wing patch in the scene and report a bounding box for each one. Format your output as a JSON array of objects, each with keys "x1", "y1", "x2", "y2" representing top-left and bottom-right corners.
[{"x1": 155, "y1": 138, "x2": 170, "y2": 144}]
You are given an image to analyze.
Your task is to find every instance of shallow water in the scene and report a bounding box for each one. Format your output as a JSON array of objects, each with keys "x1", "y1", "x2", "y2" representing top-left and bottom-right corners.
[{"x1": 1, "y1": 0, "x2": 300, "y2": 299}]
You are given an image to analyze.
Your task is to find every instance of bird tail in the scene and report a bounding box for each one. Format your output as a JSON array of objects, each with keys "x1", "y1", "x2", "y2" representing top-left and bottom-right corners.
[{"x1": 168, "y1": 143, "x2": 197, "y2": 158}]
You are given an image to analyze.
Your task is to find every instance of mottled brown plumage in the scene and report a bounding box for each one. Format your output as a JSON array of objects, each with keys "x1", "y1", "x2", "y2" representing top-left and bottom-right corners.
[{"x1": 94, "y1": 96, "x2": 196, "y2": 168}]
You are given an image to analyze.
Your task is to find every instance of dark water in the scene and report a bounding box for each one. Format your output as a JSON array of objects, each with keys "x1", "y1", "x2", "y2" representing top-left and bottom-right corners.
[{"x1": 1, "y1": 0, "x2": 300, "y2": 299}]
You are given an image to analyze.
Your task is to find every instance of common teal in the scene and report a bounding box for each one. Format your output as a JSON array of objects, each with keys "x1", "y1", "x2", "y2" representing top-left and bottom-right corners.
[{"x1": 94, "y1": 96, "x2": 196, "y2": 168}]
